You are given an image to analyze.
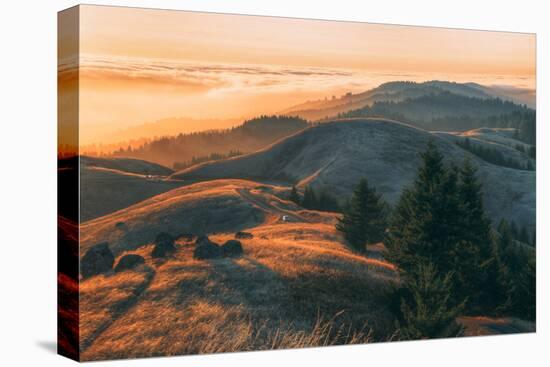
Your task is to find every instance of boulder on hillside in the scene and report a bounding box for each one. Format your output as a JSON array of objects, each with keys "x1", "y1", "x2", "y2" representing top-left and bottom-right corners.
[
  {"x1": 114, "y1": 254, "x2": 145, "y2": 273},
  {"x1": 221, "y1": 240, "x2": 244, "y2": 257},
  {"x1": 235, "y1": 231, "x2": 253, "y2": 239},
  {"x1": 195, "y1": 235, "x2": 215, "y2": 246},
  {"x1": 152, "y1": 232, "x2": 176, "y2": 258},
  {"x1": 81, "y1": 242, "x2": 114, "y2": 278},
  {"x1": 193, "y1": 242, "x2": 222, "y2": 260}
]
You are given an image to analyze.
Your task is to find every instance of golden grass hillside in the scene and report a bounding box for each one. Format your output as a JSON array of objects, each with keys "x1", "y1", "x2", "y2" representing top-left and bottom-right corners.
[{"x1": 80, "y1": 215, "x2": 397, "y2": 360}]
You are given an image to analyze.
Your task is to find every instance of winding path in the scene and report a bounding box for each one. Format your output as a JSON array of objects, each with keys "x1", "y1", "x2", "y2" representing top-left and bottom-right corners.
[{"x1": 236, "y1": 188, "x2": 310, "y2": 224}]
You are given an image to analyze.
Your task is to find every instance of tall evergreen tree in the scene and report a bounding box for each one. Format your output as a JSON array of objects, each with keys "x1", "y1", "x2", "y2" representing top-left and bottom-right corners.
[
  {"x1": 385, "y1": 141, "x2": 462, "y2": 277},
  {"x1": 495, "y1": 220, "x2": 536, "y2": 320},
  {"x1": 454, "y1": 158, "x2": 499, "y2": 312},
  {"x1": 336, "y1": 178, "x2": 387, "y2": 251}
]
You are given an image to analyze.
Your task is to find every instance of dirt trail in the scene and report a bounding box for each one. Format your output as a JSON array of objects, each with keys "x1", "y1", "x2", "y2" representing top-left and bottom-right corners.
[{"x1": 236, "y1": 188, "x2": 310, "y2": 225}]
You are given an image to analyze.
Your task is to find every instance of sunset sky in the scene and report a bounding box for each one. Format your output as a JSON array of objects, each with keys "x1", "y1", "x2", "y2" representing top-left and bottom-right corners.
[{"x1": 66, "y1": 5, "x2": 536, "y2": 145}]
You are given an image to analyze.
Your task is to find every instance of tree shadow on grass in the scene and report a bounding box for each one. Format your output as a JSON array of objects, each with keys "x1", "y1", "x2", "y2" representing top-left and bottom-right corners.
[{"x1": 175, "y1": 255, "x2": 394, "y2": 343}]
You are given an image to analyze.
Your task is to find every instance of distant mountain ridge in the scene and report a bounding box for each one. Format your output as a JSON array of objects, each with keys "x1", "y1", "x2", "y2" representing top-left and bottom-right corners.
[
  {"x1": 110, "y1": 115, "x2": 309, "y2": 168},
  {"x1": 88, "y1": 81, "x2": 534, "y2": 170},
  {"x1": 281, "y1": 80, "x2": 533, "y2": 121},
  {"x1": 341, "y1": 91, "x2": 534, "y2": 132},
  {"x1": 85, "y1": 117, "x2": 241, "y2": 147}
]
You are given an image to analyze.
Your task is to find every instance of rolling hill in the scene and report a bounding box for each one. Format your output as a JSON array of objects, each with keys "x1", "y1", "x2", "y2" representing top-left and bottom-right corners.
[
  {"x1": 341, "y1": 91, "x2": 534, "y2": 132},
  {"x1": 78, "y1": 178, "x2": 397, "y2": 360},
  {"x1": 78, "y1": 175, "x2": 534, "y2": 360},
  {"x1": 108, "y1": 115, "x2": 309, "y2": 168},
  {"x1": 172, "y1": 118, "x2": 535, "y2": 229},
  {"x1": 435, "y1": 128, "x2": 534, "y2": 171},
  {"x1": 79, "y1": 156, "x2": 184, "y2": 222},
  {"x1": 280, "y1": 80, "x2": 533, "y2": 121}
]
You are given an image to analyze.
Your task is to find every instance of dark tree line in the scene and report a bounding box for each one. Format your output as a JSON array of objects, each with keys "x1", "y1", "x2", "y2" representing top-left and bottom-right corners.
[
  {"x1": 338, "y1": 91, "x2": 536, "y2": 146},
  {"x1": 172, "y1": 149, "x2": 244, "y2": 171},
  {"x1": 341, "y1": 92, "x2": 530, "y2": 127},
  {"x1": 288, "y1": 185, "x2": 341, "y2": 213},
  {"x1": 455, "y1": 138, "x2": 534, "y2": 171},
  {"x1": 110, "y1": 115, "x2": 308, "y2": 167}
]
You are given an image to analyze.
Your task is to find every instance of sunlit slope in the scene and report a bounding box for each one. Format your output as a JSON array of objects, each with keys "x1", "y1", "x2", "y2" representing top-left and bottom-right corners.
[
  {"x1": 79, "y1": 209, "x2": 396, "y2": 360},
  {"x1": 173, "y1": 118, "x2": 535, "y2": 229}
]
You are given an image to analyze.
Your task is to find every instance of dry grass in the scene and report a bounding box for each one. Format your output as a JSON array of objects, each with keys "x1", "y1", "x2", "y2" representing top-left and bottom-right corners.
[
  {"x1": 78, "y1": 179, "x2": 399, "y2": 360},
  {"x1": 80, "y1": 266, "x2": 153, "y2": 347},
  {"x1": 79, "y1": 220, "x2": 397, "y2": 361},
  {"x1": 83, "y1": 300, "x2": 372, "y2": 360}
]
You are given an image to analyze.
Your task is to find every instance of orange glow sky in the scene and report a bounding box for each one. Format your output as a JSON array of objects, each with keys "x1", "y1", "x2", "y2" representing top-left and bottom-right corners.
[{"x1": 74, "y1": 5, "x2": 536, "y2": 144}]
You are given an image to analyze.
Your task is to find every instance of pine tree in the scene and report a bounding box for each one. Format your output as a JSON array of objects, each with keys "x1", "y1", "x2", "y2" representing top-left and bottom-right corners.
[
  {"x1": 385, "y1": 141, "x2": 462, "y2": 277},
  {"x1": 336, "y1": 178, "x2": 387, "y2": 251},
  {"x1": 496, "y1": 220, "x2": 536, "y2": 320},
  {"x1": 398, "y1": 264, "x2": 464, "y2": 340},
  {"x1": 289, "y1": 186, "x2": 300, "y2": 205},
  {"x1": 454, "y1": 158, "x2": 499, "y2": 312}
]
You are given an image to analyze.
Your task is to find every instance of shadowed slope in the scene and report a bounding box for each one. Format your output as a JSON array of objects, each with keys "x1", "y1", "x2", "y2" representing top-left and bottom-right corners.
[
  {"x1": 79, "y1": 156, "x2": 183, "y2": 221},
  {"x1": 435, "y1": 128, "x2": 534, "y2": 170}
]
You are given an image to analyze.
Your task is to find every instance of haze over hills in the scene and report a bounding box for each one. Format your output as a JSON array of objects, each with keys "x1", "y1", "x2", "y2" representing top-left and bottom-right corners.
[
  {"x1": 82, "y1": 81, "x2": 534, "y2": 171},
  {"x1": 76, "y1": 80, "x2": 536, "y2": 225},
  {"x1": 172, "y1": 118, "x2": 535, "y2": 230},
  {"x1": 280, "y1": 81, "x2": 535, "y2": 121},
  {"x1": 341, "y1": 91, "x2": 534, "y2": 133},
  {"x1": 82, "y1": 117, "x2": 241, "y2": 150},
  {"x1": 108, "y1": 115, "x2": 309, "y2": 168}
]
